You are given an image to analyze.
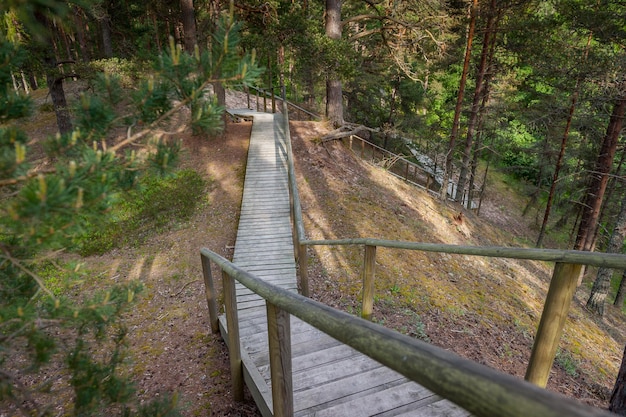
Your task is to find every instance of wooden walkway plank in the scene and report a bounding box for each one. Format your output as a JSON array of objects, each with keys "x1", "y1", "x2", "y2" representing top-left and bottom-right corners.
[{"x1": 220, "y1": 110, "x2": 469, "y2": 417}]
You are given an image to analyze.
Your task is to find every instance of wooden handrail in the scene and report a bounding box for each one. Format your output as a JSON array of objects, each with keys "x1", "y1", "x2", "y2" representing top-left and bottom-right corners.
[
  {"x1": 300, "y1": 237, "x2": 626, "y2": 269},
  {"x1": 200, "y1": 248, "x2": 614, "y2": 417},
  {"x1": 298, "y1": 237, "x2": 626, "y2": 387},
  {"x1": 247, "y1": 85, "x2": 321, "y2": 120},
  {"x1": 281, "y1": 94, "x2": 309, "y2": 296}
]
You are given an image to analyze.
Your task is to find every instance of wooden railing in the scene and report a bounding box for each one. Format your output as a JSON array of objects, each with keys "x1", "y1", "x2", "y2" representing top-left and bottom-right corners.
[
  {"x1": 346, "y1": 134, "x2": 483, "y2": 208},
  {"x1": 200, "y1": 247, "x2": 615, "y2": 417},
  {"x1": 296, "y1": 238, "x2": 626, "y2": 387},
  {"x1": 200, "y1": 91, "x2": 625, "y2": 416},
  {"x1": 245, "y1": 85, "x2": 320, "y2": 121}
]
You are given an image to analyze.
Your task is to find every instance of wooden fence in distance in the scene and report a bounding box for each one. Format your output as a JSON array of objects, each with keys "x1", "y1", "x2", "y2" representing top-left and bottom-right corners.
[{"x1": 346, "y1": 134, "x2": 483, "y2": 208}]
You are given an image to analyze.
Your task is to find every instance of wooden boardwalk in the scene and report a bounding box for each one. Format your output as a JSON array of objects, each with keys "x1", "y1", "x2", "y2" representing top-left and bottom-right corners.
[{"x1": 220, "y1": 111, "x2": 469, "y2": 417}]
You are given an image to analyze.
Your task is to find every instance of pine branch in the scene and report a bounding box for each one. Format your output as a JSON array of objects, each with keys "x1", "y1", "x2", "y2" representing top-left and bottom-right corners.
[
  {"x1": 0, "y1": 246, "x2": 56, "y2": 299},
  {"x1": 0, "y1": 168, "x2": 57, "y2": 187}
]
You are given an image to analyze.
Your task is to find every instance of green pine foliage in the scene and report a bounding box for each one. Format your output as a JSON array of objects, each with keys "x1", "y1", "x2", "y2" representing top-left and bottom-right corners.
[{"x1": 0, "y1": 5, "x2": 261, "y2": 415}]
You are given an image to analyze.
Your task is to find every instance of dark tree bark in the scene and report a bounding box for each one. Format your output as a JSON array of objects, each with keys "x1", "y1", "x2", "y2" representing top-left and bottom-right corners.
[
  {"x1": 610, "y1": 345, "x2": 626, "y2": 414},
  {"x1": 586, "y1": 194, "x2": 626, "y2": 315},
  {"x1": 456, "y1": 0, "x2": 496, "y2": 205},
  {"x1": 151, "y1": 11, "x2": 163, "y2": 54},
  {"x1": 180, "y1": 0, "x2": 197, "y2": 53},
  {"x1": 441, "y1": 0, "x2": 478, "y2": 201},
  {"x1": 34, "y1": 11, "x2": 73, "y2": 135},
  {"x1": 73, "y1": 7, "x2": 90, "y2": 62},
  {"x1": 467, "y1": 25, "x2": 497, "y2": 210},
  {"x1": 615, "y1": 270, "x2": 626, "y2": 307},
  {"x1": 325, "y1": 0, "x2": 344, "y2": 128},
  {"x1": 28, "y1": 73, "x2": 38, "y2": 91},
  {"x1": 536, "y1": 32, "x2": 593, "y2": 247},
  {"x1": 101, "y1": 15, "x2": 113, "y2": 58},
  {"x1": 574, "y1": 92, "x2": 626, "y2": 252},
  {"x1": 46, "y1": 70, "x2": 73, "y2": 135}
]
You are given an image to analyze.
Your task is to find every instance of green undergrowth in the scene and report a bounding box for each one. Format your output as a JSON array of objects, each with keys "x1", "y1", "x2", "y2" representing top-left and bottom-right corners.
[{"x1": 76, "y1": 169, "x2": 207, "y2": 255}]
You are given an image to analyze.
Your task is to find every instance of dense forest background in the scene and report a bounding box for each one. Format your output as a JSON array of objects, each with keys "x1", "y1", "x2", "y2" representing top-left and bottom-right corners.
[{"x1": 1, "y1": 0, "x2": 626, "y2": 415}]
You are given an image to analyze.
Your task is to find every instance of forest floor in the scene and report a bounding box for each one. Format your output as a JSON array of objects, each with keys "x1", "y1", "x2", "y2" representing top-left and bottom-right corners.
[{"x1": 14, "y1": 83, "x2": 626, "y2": 416}]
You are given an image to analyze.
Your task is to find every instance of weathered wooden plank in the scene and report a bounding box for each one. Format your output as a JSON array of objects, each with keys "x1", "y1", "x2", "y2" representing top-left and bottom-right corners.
[
  {"x1": 239, "y1": 207, "x2": 290, "y2": 215},
  {"x1": 233, "y1": 246, "x2": 295, "y2": 258},
  {"x1": 234, "y1": 259, "x2": 295, "y2": 269},
  {"x1": 234, "y1": 243, "x2": 293, "y2": 253},
  {"x1": 242, "y1": 325, "x2": 328, "y2": 356},
  {"x1": 244, "y1": 342, "x2": 373, "y2": 396},
  {"x1": 292, "y1": 352, "x2": 382, "y2": 390},
  {"x1": 237, "y1": 285, "x2": 297, "y2": 299},
  {"x1": 236, "y1": 229, "x2": 293, "y2": 239},
  {"x1": 241, "y1": 185, "x2": 287, "y2": 193},
  {"x1": 238, "y1": 212, "x2": 290, "y2": 220},
  {"x1": 252, "y1": 332, "x2": 340, "y2": 369},
  {"x1": 235, "y1": 276, "x2": 296, "y2": 288},
  {"x1": 241, "y1": 318, "x2": 319, "y2": 344},
  {"x1": 234, "y1": 265, "x2": 296, "y2": 275},
  {"x1": 383, "y1": 398, "x2": 469, "y2": 417},
  {"x1": 293, "y1": 366, "x2": 407, "y2": 412},
  {"x1": 291, "y1": 342, "x2": 362, "y2": 372}
]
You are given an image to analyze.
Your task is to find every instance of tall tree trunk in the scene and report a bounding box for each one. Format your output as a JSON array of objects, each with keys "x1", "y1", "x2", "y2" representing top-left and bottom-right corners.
[
  {"x1": 456, "y1": 0, "x2": 495, "y2": 204},
  {"x1": 535, "y1": 94, "x2": 578, "y2": 246},
  {"x1": 209, "y1": 1, "x2": 225, "y2": 108},
  {"x1": 611, "y1": 345, "x2": 626, "y2": 414},
  {"x1": 46, "y1": 64, "x2": 73, "y2": 135},
  {"x1": 73, "y1": 7, "x2": 90, "y2": 62},
  {"x1": 614, "y1": 270, "x2": 626, "y2": 307},
  {"x1": 180, "y1": 0, "x2": 197, "y2": 53},
  {"x1": 441, "y1": 0, "x2": 478, "y2": 201},
  {"x1": 325, "y1": 0, "x2": 343, "y2": 128},
  {"x1": 151, "y1": 11, "x2": 163, "y2": 54},
  {"x1": 28, "y1": 72, "x2": 38, "y2": 90},
  {"x1": 467, "y1": 9, "x2": 498, "y2": 210},
  {"x1": 35, "y1": 12, "x2": 73, "y2": 135},
  {"x1": 101, "y1": 14, "x2": 113, "y2": 58},
  {"x1": 574, "y1": 92, "x2": 626, "y2": 252},
  {"x1": 11, "y1": 71, "x2": 19, "y2": 92},
  {"x1": 20, "y1": 71, "x2": 30, "y2": 94},
  {"x1": 536, "y1": 32, "x2": 593, "y2": 247},
  {"x1": 586, "y1": 194, "x2": 626, "y2": 315}
]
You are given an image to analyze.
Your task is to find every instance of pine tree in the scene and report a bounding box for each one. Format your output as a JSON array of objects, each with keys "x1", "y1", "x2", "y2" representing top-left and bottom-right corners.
[{"x1": 0, "y1": 3, "x2": 261, "y2": 415}]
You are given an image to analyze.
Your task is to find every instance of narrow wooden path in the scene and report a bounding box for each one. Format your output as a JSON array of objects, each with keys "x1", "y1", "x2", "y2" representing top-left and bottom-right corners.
[{"x1": 220, "y1": 111, "x2": 469, "y2": 416}]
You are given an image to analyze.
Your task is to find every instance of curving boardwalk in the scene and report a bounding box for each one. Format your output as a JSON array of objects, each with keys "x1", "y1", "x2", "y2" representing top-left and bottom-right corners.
[{"x1": 219, "y1": 111, "x2": 469, "y2": 417}]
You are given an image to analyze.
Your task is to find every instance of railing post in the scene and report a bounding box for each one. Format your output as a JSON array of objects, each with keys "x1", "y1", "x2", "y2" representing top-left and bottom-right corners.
[
  {"x1": 299, "y1": 244, "x2": 309, "y2": 297},
  {"x1": 361, "y1": 245, "x2": 377, "y2": 320},
  {"x1": 223, "y1": 271, "x2": 244, "y2": 401},
  {"x1": 267, "y1": 302, "x2": 293, "y2": 417},
  {"x1": 200, "y1": 254, "x2": 219, "y2": 333},
  {"x1": 246, "y1": 86, "x2": 250, "y2": 109},
  {"x1": 404, "y1": 160, "x2": 410, "y2": 181},
  {"x1": 525, "y1": 262, "x2": 582, "y2": 387}
]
